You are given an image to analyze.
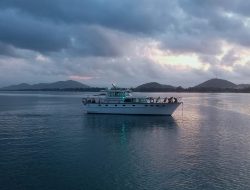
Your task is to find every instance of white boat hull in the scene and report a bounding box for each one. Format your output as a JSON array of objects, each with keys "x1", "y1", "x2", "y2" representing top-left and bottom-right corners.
[{"x1": 83, "y1": 103, "x2": 181, "y2": 115}]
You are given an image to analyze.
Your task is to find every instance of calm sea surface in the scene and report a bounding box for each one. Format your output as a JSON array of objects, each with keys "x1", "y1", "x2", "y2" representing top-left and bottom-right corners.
[{"x1": 1, "y1": 92, "x2": 250, "y2": 190}]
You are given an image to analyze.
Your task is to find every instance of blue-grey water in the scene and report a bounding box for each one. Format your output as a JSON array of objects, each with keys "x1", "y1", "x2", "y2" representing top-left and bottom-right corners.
[{"x1": 1, "y1": 92, "x2": 250, "y2": 190}]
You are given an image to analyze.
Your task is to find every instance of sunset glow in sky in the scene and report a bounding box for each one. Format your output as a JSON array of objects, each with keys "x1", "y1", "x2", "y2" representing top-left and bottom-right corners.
[{"x1": 0, "y1": 0, "x2": 250, "y2": 87}]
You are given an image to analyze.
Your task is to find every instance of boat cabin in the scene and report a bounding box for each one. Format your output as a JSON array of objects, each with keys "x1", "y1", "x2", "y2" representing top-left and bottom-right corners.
[
  {"x1": 106, "y1": 90, "x2": 131, "y2": 98},
  {"x1": 82, "y1": 86, "x2": 180, "y2": 105}
]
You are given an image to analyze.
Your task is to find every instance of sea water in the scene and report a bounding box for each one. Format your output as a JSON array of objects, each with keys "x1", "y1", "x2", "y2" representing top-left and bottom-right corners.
[{"x1": 1, "y1": 92, "x2": 250, "y2": 190}]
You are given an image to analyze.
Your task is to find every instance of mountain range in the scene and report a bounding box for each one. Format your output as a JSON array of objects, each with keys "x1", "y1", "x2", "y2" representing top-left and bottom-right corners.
[
  {"x1": 194, "y1": 78, "x2": 237, "y2": 89},
  {"x1": 0, "y1": 80, "x2": 89, "y2": 90},
  {"x1": 134, "y1": 82, "x2": 176, "y2": 92},
  {"x1": 1, "y1": 78, "x2": 250, "y2": 92}
]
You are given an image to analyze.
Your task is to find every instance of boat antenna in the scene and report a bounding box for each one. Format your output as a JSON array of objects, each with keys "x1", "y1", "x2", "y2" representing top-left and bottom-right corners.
[{"x1": 112, "y1": 83, "x2": 116, "y2": 89}]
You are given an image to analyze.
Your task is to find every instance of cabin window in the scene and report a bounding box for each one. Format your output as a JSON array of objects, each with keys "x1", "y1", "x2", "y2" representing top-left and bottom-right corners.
[
  {"x1": 150, "y1": 105, "x2": 154, "y2": 107},
  {"x1": 108, "y1": 91, "x2": 126, "y2": 97},
  {"x1": 132, "y1": 105, "x2": 135, "y2": 106},
  {"x1": 115, "y1": 105, "x2": 117, "y2": 107},
  {"x1": 117, "y1": 92, "x2": 124, "y2": 97},
  {"x1": 156, "y1": 105, "x2": 159, "y2": 107},
  {"x1": 105, "y1": 105, "x2": 108, "y2": 106},
  {"x1": 139, "y1": 99, "x2": 146, "y2": 103},
  {"x1": 123, "y1": 105, "x2": 126, "y2": 106},
  {"x1": 145, "y1": 105, "x2": 148, "y2": 107},
  {"x1": 124, "y1": 98, "x2": 132, "y2": 102}
]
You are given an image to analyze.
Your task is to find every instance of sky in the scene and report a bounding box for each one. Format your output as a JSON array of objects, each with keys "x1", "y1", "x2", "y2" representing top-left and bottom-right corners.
[{"x1": 0, "y1": 0, "x2": 250, "y2": 87}]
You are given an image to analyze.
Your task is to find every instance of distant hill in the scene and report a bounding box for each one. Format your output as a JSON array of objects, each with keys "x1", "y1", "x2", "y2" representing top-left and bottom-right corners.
[
  {"x1": 236, "y1": 84, "x2": 250, "y2": 89},
  {"x1": 194, "y1": 78, "x2": 237, "y2": 89},
  {"x1": 0, "y1": 80, "x2": 90, "y2": 90},
  {"x1": 0, "y1": 83, "x2": 32, "y2": 90},
  {"x1": 2, "y1": 78, "x2": 250, "y2": 92},
  {"x1": 134, "y1": 82, "x2": 176, "y2": 92}
]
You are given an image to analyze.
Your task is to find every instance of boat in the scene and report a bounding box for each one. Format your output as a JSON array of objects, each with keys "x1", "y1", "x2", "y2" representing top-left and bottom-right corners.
[{"x1": 82, "y1": 85, "x2": 182, "y2": 115}]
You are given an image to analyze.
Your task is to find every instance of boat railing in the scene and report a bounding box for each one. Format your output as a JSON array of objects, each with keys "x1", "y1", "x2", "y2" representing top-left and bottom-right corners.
[
  {"x1": 82, "y1": 96, "x2": 181, "y2": 104},
  {"x1": 146, "y1": 96, "x2": 182, "y2": 103}
]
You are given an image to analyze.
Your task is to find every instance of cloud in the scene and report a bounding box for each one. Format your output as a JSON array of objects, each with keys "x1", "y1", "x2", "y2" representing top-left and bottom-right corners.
[
  {"x1": 221, "y1": 49, "x2": 240, "y2": 66},
  {"x1": 0, "y1": 9, "x2": 131, "y2": 57},
  {"x1": 0, "y1": 42, "x2": 18, "y2": 57},
  {"x1": 0, "y1": 9, "x2": 70, "y2": 53},
  {"x1": 1, "y1": 0, "x2": 250, "y2": 55},
  {"x1": 178, "y1": 0, "x2": 250, "y2": 48},
  {"x1": 0, "y1": 0, "x2": 177, "y2": 33},
  {"x1": 1, "y1": 0, "x2": 250, "y2": 87}
]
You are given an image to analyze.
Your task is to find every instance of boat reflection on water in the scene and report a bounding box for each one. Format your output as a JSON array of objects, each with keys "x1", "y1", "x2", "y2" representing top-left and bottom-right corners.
[
  {"x1": 83, "y1": 114, "x2": 179, "y2": 129},
  {"x1": 82, "y1": 114, "x2": 180, "y2": 144}
]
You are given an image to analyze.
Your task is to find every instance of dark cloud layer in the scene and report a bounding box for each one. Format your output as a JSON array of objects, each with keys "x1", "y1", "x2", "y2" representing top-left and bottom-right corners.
[
  {"x1": 1, "y1": 0, "x2": 250, "y2": 55},
  {"x1": 0, "y1": 9, "x2": 70, "y2": 53},
  {"x1": 0, "y1": 0, "x2": 250, "y2": 86},
  {"x1": 0, "y1": 0, "x2": 173, "y2": 32}
]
